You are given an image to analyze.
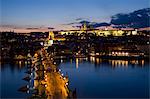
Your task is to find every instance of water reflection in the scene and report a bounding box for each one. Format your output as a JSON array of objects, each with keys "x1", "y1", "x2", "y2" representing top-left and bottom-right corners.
[
  {"x1": 111, "y1": 60, "x2": 128, "y2": 67},
  {"x1": 89, "y1": 57, "x2": 145, "y2": 68},
  {"x1": 75, "y1": 58, "x2": 79, "y2": 69},
  {"x1": 1, "y1": 57, "x2": 149, "y2": 98},
  {"x1": 1, "y1": 60, "x2": 31, "y2": 73},
  {"x1": 74, "y1": 58, "x2": 88, "y2": 69},
  {"x1": 59, "y1": 57, "x2": 146, "y2": 69},
  {"x1": 58, "y1": 57, "x2": 149, "y2": 98},
  {"x1": 70, "y1": 59, "x2": 73, "y2": 64},
  {"x1": 1, "y1": 60, "x2": 31, "y2": 98}
]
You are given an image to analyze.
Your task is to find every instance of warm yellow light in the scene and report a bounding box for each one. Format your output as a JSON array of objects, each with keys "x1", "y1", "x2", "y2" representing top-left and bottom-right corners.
[
  {"x1": 45, "y1": 78, "x2": 47, "y2": 81},
  {"x1": 76, "y1": 58, "x2": 79, "y2": 69},
  {"x1": 118, "y1": 52, "x2": 121, "y2": 55},
  {"x1": 96, "y1": 58, "x2": 99, "y2": 64},
  {"x1": 112, "y1": 60, "x2": 115, "y2": 67},
  {"x1": 34, "y1": 53, "x2": 38, "y2": 57},
  {"x1": 96, "y1": 53, "x2": 99, "y2": 55},
  {"x1": 92, "y1": 57, "x2": 95, "y2": 62},
  {"x1": 142, "y1": 60, "x2": 144, "y2": 66},
  {"x1": 125, "y1": 52, "x2": 129, "y2": 55},
  {"x1": 45, "y1": 75, "x2": 47, "y2": 77}
]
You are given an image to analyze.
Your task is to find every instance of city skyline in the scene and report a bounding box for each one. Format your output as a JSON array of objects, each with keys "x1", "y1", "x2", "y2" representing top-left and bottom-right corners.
[
  {"x1": 1, "y1": 0, "x2": 149, "y2": 30},
  {"x1": 1, "y1": 1, "x2": 150, "y2": 98}
]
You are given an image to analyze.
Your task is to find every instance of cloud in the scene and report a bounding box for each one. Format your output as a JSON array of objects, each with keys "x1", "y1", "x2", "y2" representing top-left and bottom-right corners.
[
  {"x1": 66, "y1": 8, "x2": 150, "y2": 29},
  {"x1": 75, "y1": 18, "x2": 84, "y2": 21},
  {"x1": 91, "y1": 22, "x2": 111, "y2": 28},
  {"x1": 110, "y1": 8, "x2": 150, "y2": 28},
  {"x1": 79, "y1": 20, "x2": 91, "y2": 25}
]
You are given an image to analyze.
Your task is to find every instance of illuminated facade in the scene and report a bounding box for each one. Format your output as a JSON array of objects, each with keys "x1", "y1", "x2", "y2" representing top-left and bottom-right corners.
[
  {"x1": 59, "y1": 29, "x2": 138, "y2": 36},
  {"x1": 58, "y1": 23, "x2": 138, "y2": 36}
]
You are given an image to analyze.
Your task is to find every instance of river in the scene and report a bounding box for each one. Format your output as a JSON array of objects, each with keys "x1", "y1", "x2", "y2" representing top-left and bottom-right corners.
[
  {"x1": 58, "y1": 58, "x2": 149, "y2": 98},
  {"x1": 1, "y1": 58, "x2": 149, "y2": 98}
]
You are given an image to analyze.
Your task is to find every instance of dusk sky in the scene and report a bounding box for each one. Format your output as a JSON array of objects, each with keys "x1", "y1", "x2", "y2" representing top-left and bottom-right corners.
[{"x1": 1, "y1": 0, "x2": 149, "y2": 30}]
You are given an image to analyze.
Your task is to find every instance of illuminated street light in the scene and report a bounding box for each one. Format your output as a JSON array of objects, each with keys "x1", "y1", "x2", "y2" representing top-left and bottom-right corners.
[
  {"x1": 118, "y1": 52, "x2": 121, "y2": 55},
  {"x1": 66, "y1": 83, "x2": 68, "y2": 85},
  {"x1": 125, "y1": 52, "x2": 129, "y2": 55},
  {"x1": 45, "y1": 84, "x2": 47, "y2": 87},
  {"x1": 59, "y1": 69, "x2": 61, "y2": 72},
  {"x1": 27, "y1": 85, "x2": 29, "y2": 88},
  {"x1": 122, "y1": 52, "x2": 125, "y2": 55},
  {"x1": 45, "y1": 75, "x2": 47, "y2": 77},
  {"x1": 45, "y1": 78, "x2": 47, "y2": 81}
]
